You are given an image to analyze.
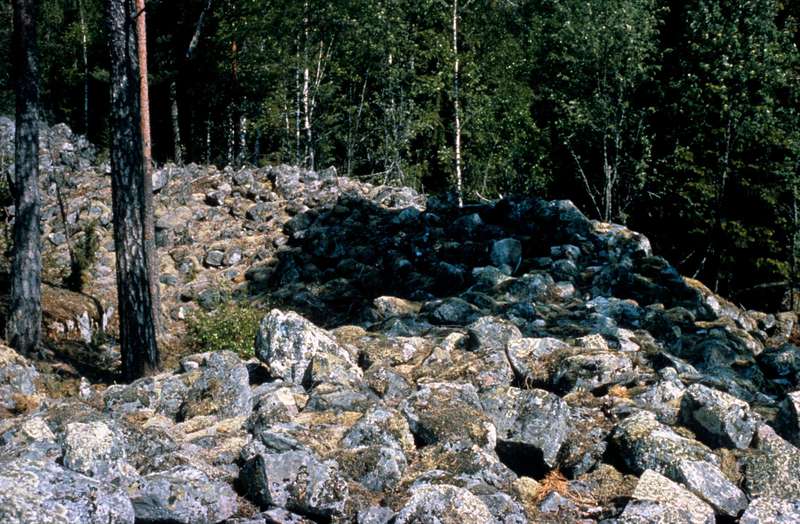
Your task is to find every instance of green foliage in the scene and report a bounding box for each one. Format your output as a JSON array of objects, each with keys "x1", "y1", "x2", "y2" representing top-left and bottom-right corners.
[{"x1": 186, "y1": 303, "x2": 262, "y2": 358}]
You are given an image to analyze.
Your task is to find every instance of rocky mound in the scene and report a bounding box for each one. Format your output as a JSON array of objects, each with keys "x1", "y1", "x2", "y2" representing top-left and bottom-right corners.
[{"x1": 1, "y1": 120, "x2": 800, "y2": 523}]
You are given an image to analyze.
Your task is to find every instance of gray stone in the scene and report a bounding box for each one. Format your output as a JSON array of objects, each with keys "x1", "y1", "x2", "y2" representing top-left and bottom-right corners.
[
  {"x1": 490, "y1": 238, "x2": 522, "y2": 274},
  {"x1": 0, "y1": 455, "x2": 135, "y2": 524},
  {"x1": 62, "y1": 421, "x2": 133, "y2": 482},
  {"x1": 255, "y1": 309, "x2": 355, "y2": 385},
  {"x1": 341, "y1": 406, "x2": 415, "y2": 452},
  {"x1": 130, "y1": 465, "x2": 238, "y2": 524},
  {"x1": 481, "y1": 386, "x2": 570, "y2": 469},
  {"x1": 465, "y1": 316, "x2": 522, "y2": 352},
  {"x1": 357, "y1": 507, "x2": 395, "y2": 524},
  {"x1": 673, "y1": 459, "x2": 748, "y2": 517},
  {"x1": 679, "y1": 383, "x2": 758, "y2": 449},
  {"x1": 394, "y1": 484, "x2": 494, "y2": 524},
  {"x1": 775, "y1": 391, "x2": 800, "y2": 447},
  {"x1": 0, "y1": 343, "x2": 39, "y2": 412},
  {"x1": 619, "y1": 470, "x2": 715, "y2": 524},
  {"x1": 401, "y1": 382, "x2": 496, "y2": 450},
  {"x1": 742, "y1": 424, "x2": 800, "y2": 500},
  {"x1": 179, "y1": 351, "x2": 253, "y2": 421},
  {"x1": 241, "y1": 450, "x2": 348, "y2": 519},
  {"x1": 740, "y1": 498, "x2": 800, "y2": 524},
  {"x1": 205, "y1": 249, "x2": 225, "y2": 267},
  {"x1": 552, "y1": 351, "x2": 635, "y2": 394},
  {"x1": 610, "y1": 411, "x2": 718, "y2": 476}
]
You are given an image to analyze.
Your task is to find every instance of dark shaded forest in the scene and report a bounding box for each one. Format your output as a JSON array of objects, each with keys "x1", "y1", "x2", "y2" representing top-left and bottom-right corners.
[{"x1": 1, "y1": 0, "x2": 799, "y2": 311}]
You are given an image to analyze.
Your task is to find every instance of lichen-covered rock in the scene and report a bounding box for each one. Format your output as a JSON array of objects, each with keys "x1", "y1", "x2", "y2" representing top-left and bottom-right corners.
[
  {"x1": 618, "y1": 470, "x2": 715, "y2": 524},
  {"x1": 255, "y1": 309, "x2": 354, "y2": 384},
  {"x1": 341, "y1": 406, "x2": 415, "y2": 453},
  {"x1": 774, "y1": 391, "x2": 800, "y2": 447},
  {"x1": 552, "y1": 351, "x2": 635, "y2": 394},
  {"x1": 401, "y1": 382, "x2": 496, "y2": 450},
  {"x1": 480, "y1": 386, "x2": 570, "y2": 470},
  {"x1": 0, "y1": 343, "x2": 40, "y2": 414},
  {"x1": 678, "y1": 383, "x2": 758, "y2": 449},
  {"x1": 241, "y1": 450, "x2": 348, "y2": 519},
  {"x1": 505, "y1": 337, "x2": 568, "y2": 385},
  {"x1": 0, "y1": 455, "x2": 135, "y2": 524},
  {"x1": 740, "y1": 498, "x2": 800, "y2": 524},
  {"x1": 129, "y1": 465, "x2": 238, "y2": 524},
  {"x1": 465, "y1": 316, "x2": 522, "y2": 352},
  {"x1": 62, "y1": 421, "x2": 133, "y2": 482},
  {"x1": 394, "y1": 484, "x2": 495, "y2": 524},
  {"x1": 742, "y1": 424, "x2": 800, "y2": 500},
  {"x1": 610, "y1": 411, "x2": 718, "y2": 476},
  {"x1": 178, "y1": 351, "x2": 253, "y2": 420},
  {"x1": 490, "y1": 238, "x2": 522, "y2": 274},
  {"x1": 672, "y1": 459, "x2": 748, "y2": 517}
]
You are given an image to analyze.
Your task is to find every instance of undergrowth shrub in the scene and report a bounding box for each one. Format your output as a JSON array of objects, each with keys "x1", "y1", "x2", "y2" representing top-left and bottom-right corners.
[{"x1": 186, "y1": 303, "x2": 262, "y2": 358}]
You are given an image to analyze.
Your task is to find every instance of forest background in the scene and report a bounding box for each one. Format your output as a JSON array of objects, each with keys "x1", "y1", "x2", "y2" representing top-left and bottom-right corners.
[{"x1": 0, "y1": 0, "x2": 799, "y2": 311}]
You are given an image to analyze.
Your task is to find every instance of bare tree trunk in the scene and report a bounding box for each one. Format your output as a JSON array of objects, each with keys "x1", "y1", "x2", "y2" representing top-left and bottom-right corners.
[
  {"x1": 7, "y1": 0, "x2": 42, "y2": 356},
  {"x1": 295, "y1": 42, "x2": 301, "y2": 165},
  {"x1": 134, "y1": 0, "x2": 160, "y2": 334},
  {"x1": 185, "y1": 0, "x2": 213, "y2": 59},
  {"x1": 452, "y1": 0, "x2": 463, "y2": 208},
  {"x1": 78, "y1": 0, "x2": 89, "y2": 134},
  {"x1": 108, "y1": 0, "x2": 159, "y2": 381},
  {"x1": 170, "y1": 80, "x2": 182, "y2": 164}
]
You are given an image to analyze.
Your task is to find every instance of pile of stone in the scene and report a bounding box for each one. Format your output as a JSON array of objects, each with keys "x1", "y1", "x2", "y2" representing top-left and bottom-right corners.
[{"x1": 0, "y1": 121, "x2": 799, "y2": 522}]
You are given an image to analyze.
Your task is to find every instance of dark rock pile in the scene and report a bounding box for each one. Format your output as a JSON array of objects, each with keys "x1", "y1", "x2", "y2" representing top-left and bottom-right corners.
[{"x1": 1, "y1": 120, "x2": 800, "y2": 522}]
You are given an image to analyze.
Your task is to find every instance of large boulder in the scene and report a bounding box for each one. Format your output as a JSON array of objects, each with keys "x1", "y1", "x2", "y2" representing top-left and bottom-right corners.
[
  {"x1": 240, "y1": 450, "x2": 348, "y2": 519},
  {"x1": 740, "y1": 498, "x2": 800, "y2": 524},
  {"x1": 0, "y1": 455, "x2": 135, "y2": 524},
  {"x1": 129, "y1": 465, "x2": 238, "y2": 524},
  {"x1": 394, "y1": 484, "x2": 494, "y2": 524},
  {"x1": 678, "y1": 383, "x2": 758, "y2": 449},
  {"x1": 618, "y1": 470, "x2": 715, "y2": 524},
  {"x1": 255, "y1": 309, "x2": 356, "y2": 385},
  {"x1": 480, "y1": 386, "x2": 570, "y2": 471},
  {"x1": 742, "y1": 424, "x2": 800, "y2": 500}
]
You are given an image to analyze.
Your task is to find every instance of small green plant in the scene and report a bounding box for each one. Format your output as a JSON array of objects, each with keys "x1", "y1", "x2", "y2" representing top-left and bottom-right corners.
[{"x1": 186, "y1": 302, "x2": 262, "y2": 358}]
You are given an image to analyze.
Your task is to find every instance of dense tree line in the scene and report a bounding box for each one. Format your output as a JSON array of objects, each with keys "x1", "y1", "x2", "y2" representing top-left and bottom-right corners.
[{"x1": 0, "y1": 0, "x2": 799, "y2": 309}]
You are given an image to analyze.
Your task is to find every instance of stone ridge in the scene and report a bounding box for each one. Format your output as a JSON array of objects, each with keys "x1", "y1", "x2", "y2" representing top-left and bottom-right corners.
[{"x1": 1, "y1": 120, "x2": 800, "y2": 522}]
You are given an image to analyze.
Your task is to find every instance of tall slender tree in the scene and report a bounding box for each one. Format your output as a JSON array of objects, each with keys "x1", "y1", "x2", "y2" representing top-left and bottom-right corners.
[
  {"x1": 107, "y1": 0, "x2": 159, "y2": 381},
  {"x1": 7, "y1": 0, "x2": 42, "y2": 357},
  {"x1": 134, "y1": 0, "x2": 160, "y2": 333}
]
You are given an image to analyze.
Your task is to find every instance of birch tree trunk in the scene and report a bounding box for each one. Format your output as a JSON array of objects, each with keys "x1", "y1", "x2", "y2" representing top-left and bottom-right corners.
[
  {"x1": 108, "y1": 0, "x2": 159, "y2": 381},
  {"x1": 134, "y1": 0, "x2": 160, "y2": 333},
  {"x1": 170, "y1": 80, "x2": 182, "y2": 164},
  {"x1": 452, "y1": 0, "x2": 463, "y2": 207},
  {"x1": 7, "y1": 0, "x2": 42, "y2": 356}
]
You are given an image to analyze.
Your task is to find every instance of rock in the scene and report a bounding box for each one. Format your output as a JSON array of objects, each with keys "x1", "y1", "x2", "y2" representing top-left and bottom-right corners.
[
  {"x1": 205, "y1": 249, "x2": 225, "y2": 267},
  {"x1": 339, "y1": 445, "x2": 407, "y2": 491},
  {"x1": 0, "y1": 343, "x2": 40, "y2": 414},
  {"x1": 610, "y1": 411, "x2": 718, "y2": 476},
  {"x1": 401, "y1": 382, "x2": 496, "y2": 450},
  {"x1": 465, "y1": 316, "x2": 522, "y2": 352},
  {"x1": 373, "y1": 296, "x2": 421, "y2": 319},
  {"x1": 505, "y1": 337, "x2": 568, "y2": 385},
  {"x1": 240, "y1": 450, "x2": 348, "y2": 519},
  {"x1": 742, "y1": 424, "x2": 800, "y2": 500},
  {"x1": 481, "y1": 386, "x2": 570, "y2": 471},
  {"x1": 62, "y1": 421, "x2": 131, "y2": 481},
  {"x1": 678, "y1": 383, "x2": 758, "y2": 449},
  {"x1": 255, "y1": 309, "x2": 354, "y2": 385},
  {"x1": 774, "y1": 391, "x2": 800, "y2": 447},
  {"x1": 740, "y1": 498, "x2": 800, "y2": 524},
  {"x1": 129, "y1": 465, "x2": 238, "y2": 524},
  {"x1": 552, "y1": 351, "x2": 635, "y2": 394},
  {"x1": 428, "y1": 297, "x2": 480, "y2": 325},
  {"x1": 672, "y1": 459, "x2": 748, "y2": 517},
  {"x1": 341, "y1": 406, "x2": 415, "y2": 453},
  {"x1": 490, "y1": 238, "x2": 522, "y2": 274},
  {"x1": 0, "y1": 455, "x2": 135, "y2": 524},
  {"x1": 394, "y1": 484, "x2": 494, "y2": 524},
  {"x1": 358, "y1": 507, "x2": 395, "y2": 524},
  {"x1": 178, "y1": 351, "x2": 253, "y2": 421},
  {"x1": 619, "y1": 470, "x2": 715, "y2": 524}
]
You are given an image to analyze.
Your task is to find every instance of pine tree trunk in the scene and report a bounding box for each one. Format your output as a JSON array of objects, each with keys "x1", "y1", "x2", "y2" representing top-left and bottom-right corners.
[
  {"x1": 7, "y1": 0, "x2": 42, "y2": 356},
  {"x1": 134, "y1": 0, "x2": 160, "y2": 334},
  {"x1": 78, "y1": 0, "x2": 89, "y2": 134},
  {"x1": 108, "y1": 0, "x2": 159, "y2": 381}
]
